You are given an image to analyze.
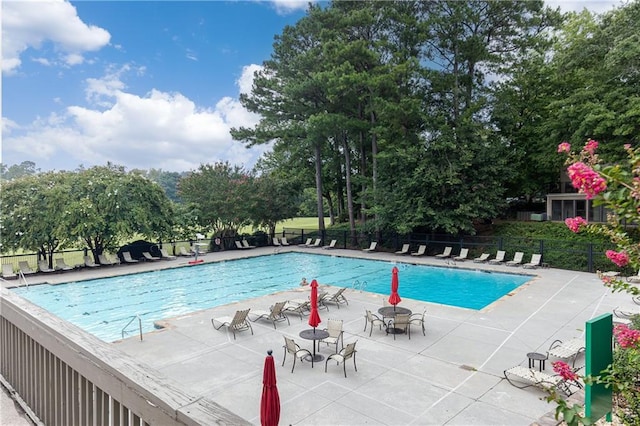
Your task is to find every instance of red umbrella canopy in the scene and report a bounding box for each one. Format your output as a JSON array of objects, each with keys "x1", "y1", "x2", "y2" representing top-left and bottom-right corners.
[
  {"x1": 308, "y1": 279, "x2": 322, "y2": 328},
  {"x1": 261, "y1": 350, "x2": 280, "y2": 426},
  {"x1": 388, "y1": 266, "x2": 402, "y2": 306}
]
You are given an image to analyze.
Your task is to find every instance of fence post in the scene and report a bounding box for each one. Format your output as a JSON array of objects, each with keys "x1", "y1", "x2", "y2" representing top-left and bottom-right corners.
[
  {"x1": 539, "y1": 240, "x2": 544, "y2": 261},
  {"x1": 588, "y1": 243, "x2": 594, "y2": 273}
]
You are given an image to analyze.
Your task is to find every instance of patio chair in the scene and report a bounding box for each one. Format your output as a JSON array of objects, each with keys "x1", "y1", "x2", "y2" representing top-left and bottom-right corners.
[
  {"x1": 309, "y1": 238, "x2": 322, "y2": 248},
  {"x1": 503, "y1": 365, "x2": 582, "y2": 396},
  {"x1": 2, "y1": 264, "x2": 17, "y2": 280},
  {"x1": 18, "y1": 261, "x2": 36, "y2": 275},
  {"x1": 84, "y1": 256, "x2": 100, "y2": 268},
  {"x1": 54, "y1": 258, "x2": 74, "y2": 271},
  {"x1": 298, "y1": 238, "x2": 313, "y2": 247},
  {"x1": 242, "y1": 239, "x2": 256, "y2": 249},
  {"x1": 283, "y1": 299, "x2": 310, "y2": 320},
  {"x1": 453, "y1": 248, "x2": 469, "y2": 261},
  {"x1": 388, "y1": 313, "x2": 411, "y2": 340},
  {"x1": 626, "y1": 269, "x2": 640, "y2": 283},
  {"x1": 362, "y1": 242, "x2": 377, "y2": 252},
  {"x1": 325, "y1": 341, "x2": 358, "y2": 378},
  {"x1": 506, "y1": 252, "x2": 524, "y2": 266},
  {"x1": 281, "y1": 237, "x2": 291, "y2": 246},
  {"x1": 363, "y1": 310, "x2": 386, "y2": 336},
  {"x1": 211, "y1": 309, "x2": 253, "y2": 340},
  {"x1": 322, "y1": 239, "x2": 337, "y2": 249},
  {"x1": 142, "y1": 252, "x2": 161, "y2": 261},
  {"x1": 523, "y1": 254, "x2": 542, "y2": 269},
  {"x1": 547, "y1": 338, "x2": 585, "y2": 367},
  {"x1": 435, "y1": 246, "x2": 452, "y2": 258},
  {"x1": 409, "y1": 308, "x2": 427, "y2": 336},
  {"x1": 473, "y1": 253, "x2": 490, "y2": 263},
  {"x1": 122, "y1": 251, "x2": 139, "y2": 263},
  {"x1": 178, "y1": 246, "x2": 194, "y2": 257},
  {"x1": 488, "y1": 250, "x2": 506, "y2": 264},
  {"x1": 159, "y1": 248, "x2": 177, "y2": 260},
  {"x1": 98, "y1": 253, "x2": 119, "y2": 265},
  {"x1": 323, "y1": 287, "x2": 348, "y2": 309},
  {"x1": 395, "y1": 244, "x2": 410, "y2": 255},
  {"x1": 235, "y1": 240, "x2": 247, "y2": 250},
  {"x1": 411, "y1": 245, "x2": 427, "y2": 256},
  {"x1": 319, "y1": 319, "x2": 344, "y2": 353},
  {"x1": 316, "y1": 291, "x2": 330, "y2": 311},
  {"x1": 282, "y1": 336, "x2": 313, "y2": 373},
  {"x1": 272, "y1": 237, "x2": 281, "y2": 246},
  {"x1": 37, "y1": 260, "x2": 56, "y2": 273},
  {"x1": 249, "y1": 301, "x2": 290, "y2": 329}
]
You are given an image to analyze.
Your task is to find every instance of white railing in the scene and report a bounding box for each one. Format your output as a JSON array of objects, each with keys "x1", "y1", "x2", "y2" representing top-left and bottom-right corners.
[{"x1": 122, "y1": 315, "x2": 143, "y2": 341}]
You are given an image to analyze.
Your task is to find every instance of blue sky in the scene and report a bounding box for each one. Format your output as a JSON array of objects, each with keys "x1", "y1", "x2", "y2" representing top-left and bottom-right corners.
[{"x1": 1, "y1": 0, "x2": 621, "y2": 174}]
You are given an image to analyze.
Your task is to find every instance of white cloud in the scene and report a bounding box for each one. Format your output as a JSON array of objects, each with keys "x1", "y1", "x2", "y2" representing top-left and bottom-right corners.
[
  {"x1": 270, "y1": 0, "x2": 314, "y2": 15},
  {"x1": 545, "y1": 0, "x2": 621, "y2": 14},
  {"x1": 2, "y1": 65, "x2": 266, "y2": 172},
  {"x1": 1, "y1": 0, "x2": 110, "y2": 74}
]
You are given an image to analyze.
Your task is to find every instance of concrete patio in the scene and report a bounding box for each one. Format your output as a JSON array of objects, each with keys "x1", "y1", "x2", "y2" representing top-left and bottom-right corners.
[{"x1": 2, "y1": 246, "x2": 631, "y2": 425}]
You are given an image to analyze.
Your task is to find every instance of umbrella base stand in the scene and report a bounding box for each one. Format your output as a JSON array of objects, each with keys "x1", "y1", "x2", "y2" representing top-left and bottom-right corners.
[
  {"x1": 304, "y1": 354, "x2": 324, "y2": 363},
  {"x1": 386, "y1": 327, "x2": 405, "y2": 335}
]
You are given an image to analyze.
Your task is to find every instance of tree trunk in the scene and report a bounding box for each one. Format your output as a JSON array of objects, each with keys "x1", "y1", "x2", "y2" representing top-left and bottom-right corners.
[
  {"x1": 341, "y1": 134, "x2": 357, "y2": 245},
  {"x1": 314, "y1": 141, "x2": 325, "y2": 231}
]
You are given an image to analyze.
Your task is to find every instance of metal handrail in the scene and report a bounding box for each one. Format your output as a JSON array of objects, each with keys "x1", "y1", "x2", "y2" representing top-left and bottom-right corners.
[
  {"x1": 121, "y1": 315, "x2": 143, "y2": 341},
  {"x1": 352, "y1": 280, "x2": 367, "y2": 291},
  {"x1": 18, "y1": 270, "x2": 28, "y2": 288}
]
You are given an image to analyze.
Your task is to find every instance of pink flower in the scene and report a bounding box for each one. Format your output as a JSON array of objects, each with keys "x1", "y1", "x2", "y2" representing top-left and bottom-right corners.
[
  {"x1": 613, "y1": 324, "x2": 640, "y2": 349},
  {"x1": 583, "y1": 139, "x2": 598, "y2": 154},
  {"x1": 564, "y1": 216, "x2": 587, "y2": 233},
  {"x1": 606, "y1": 250, "x2": 629, "y2": 267},
  {"x1": 557, "y1": 142, "x2": 571, "y2": 153},
  {"x1": 552, "y1": 361, "x2": 579, "y2": 381},
  {"x1": 567, "y1": 162, "x2": 607, "y2": 199}
]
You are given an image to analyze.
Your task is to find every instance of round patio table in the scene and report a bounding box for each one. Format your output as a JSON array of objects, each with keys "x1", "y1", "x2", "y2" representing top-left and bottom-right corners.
[
  {"x1": 378, "y1": 306, "x2": 412, "y2": 334},
  {"x1": 299, "y1": 329, "x2": 330, "y2": 363}
]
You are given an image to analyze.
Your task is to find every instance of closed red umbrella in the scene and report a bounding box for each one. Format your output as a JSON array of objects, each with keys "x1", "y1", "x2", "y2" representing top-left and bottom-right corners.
[
  {"x1": 260, "y1": 350, "x2": 280, "y2": 426},
  {"x1": 388, "y1": 266, "x2": 401, "y2": 308},
  {"x1": 308, "y1": 279, "x2": 321, "y2": 329}
]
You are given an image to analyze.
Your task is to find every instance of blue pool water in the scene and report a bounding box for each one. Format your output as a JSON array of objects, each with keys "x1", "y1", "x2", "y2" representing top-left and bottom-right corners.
[{"x1": 12, "y1": 252, "x2": 532, "y2": 342}]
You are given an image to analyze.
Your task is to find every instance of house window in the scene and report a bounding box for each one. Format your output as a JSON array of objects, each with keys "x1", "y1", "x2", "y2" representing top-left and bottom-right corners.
[{"x1": 552, "y1": 200, "x2": 562, "y2": 221}]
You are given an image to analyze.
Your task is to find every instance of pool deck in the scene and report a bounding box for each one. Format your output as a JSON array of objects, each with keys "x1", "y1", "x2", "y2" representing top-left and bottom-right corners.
[{"x1": 2, "y1": 247, "x2": 631, "y2": 425}]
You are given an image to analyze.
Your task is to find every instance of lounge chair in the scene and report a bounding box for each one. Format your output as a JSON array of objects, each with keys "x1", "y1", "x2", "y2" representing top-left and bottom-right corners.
[
  {"x1": 122, "y1": 251, "x2": 139, "y2": 263},
  {"x1": 503, "y1": 365, "x2": 582, "y2": 396},
  {"x1": 272, "y1": 237, "x2": 281, "y2": 246},
  {"x1": 323, "y1": 288, "x2": 348, "y2": 309},
  {"x1": 37, "y1": 260, "x2": 55, "y2": 273},
  {"x1": 249, "y1": 301, "x2": 290, "y2": 329},
  {"x1": 281, "y1": 237, "x2": 291, "y2": 246},
  {"x1": 178, "y1": 246, "x2": 194, "y2": 257},
  {"x1": 242, "y1": 239, "x2": 256, "y2": 249},
  {"x1": 388, "y1": 313, "x2": 411, "y2": 340},
  {"x1": 523, "y1": 254, "x2": 542, "y2": 269},
  {"x1": 98, "y1": 253, "x2": 118, "y2": 266},
  {"x1": 283, "y1": 300, "x2": 310, "y2": 320},
  {"x1": 54, "y1": 258, "x2": 74, "y2": 271},
  {"x1": 363, "y1": 310, "x2": 386, "y2": 336},
  {"x1": 84, "y1": 256, "x2": 100, "y2": 268},
  {"x1": 362, "y1": 242, "x2": 377, "y2": 252},
  {"x1": 308, "y1": 238, "x2": 322, "y2": 248},
  {"x1": 2, "y1": 264, "x2": 17, "y2": 280},
  {"x1": 411, "y1": 245, "x2": 427, "y2": 256},
  {"x1": 325, "y1": 341, "x2": 357, "y2": 378},
  {"x1": 506, "y1": 252, "x2": 524, "y2": 266},
  {"x1": 489, "y1": 250, "x2": 506, "y2": 264},
  {"x1": 18, "y1": 261, "x2": 36, "y2": 275},
  {"x1": 298, "y1": 238, "x2": 313, "y2": 247},
  {"x1": 322, "y1": 240, "x2": 337, "y2": 249},
  {"x1": 319, "y1": 319, "x2": 344, "y2": 353},
  {"x1": 211, "y1": 309, "x2": 253, "y2": 340},
  {"x1": 547, "y1": 338, "x2": 585, "y2": 367},
  {"x1": 394, "y1": 244, "x2": 410, "y2": 255},
  {"x1": 159, "y1": 248, "x2": 177, "y2": 260},
  {"x1": 142, "y1": 252, "x2": 161, "y2": 261},
  {"x1": 473, "y1": 253, "x2": 490, "y2": 263},
  {"x1": 453, "y1": 248, "x2": 469, "y2": 261},
  {"x1": 626, "y1": 269, "x2": 640, "y2": 283},
  {"x1": 282, "y1": 337, "x2": 313, "y2": 373},
  {"x1": 435, "y1": 246, "x2": 452, "y2": 258},
  {"x1": 235, "y1": 241, "x2": 246, "y2": 250}
]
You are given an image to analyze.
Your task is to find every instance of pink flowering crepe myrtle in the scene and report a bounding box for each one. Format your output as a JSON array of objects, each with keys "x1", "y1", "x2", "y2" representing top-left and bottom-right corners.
[
  {"x1": 606, "y1": 250, "x2": 630, "y2": 268},
  {"x1": 613, "y1": 324, "x2": 640, "y2": 349},
  {"x1": 564, "y1": 216, "x2": 587, "y2": 233},
  {"x1": 552, "y1": 360, "x2": 580, "y2": 382}
]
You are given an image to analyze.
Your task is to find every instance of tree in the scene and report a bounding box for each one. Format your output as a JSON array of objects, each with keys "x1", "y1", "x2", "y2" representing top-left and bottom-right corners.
[
  {"x1": 0, "y1": 161, "x2": 39, "y2": 181},
  {"x1": 248, "y1": 173, "x2": 301, "y2": 238}
]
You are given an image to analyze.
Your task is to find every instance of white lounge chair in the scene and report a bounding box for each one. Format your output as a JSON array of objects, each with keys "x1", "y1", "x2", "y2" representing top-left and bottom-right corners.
[
  {"x1": 54, "y1": 258, "x2": 74, "y2": 271},
  {"x1": 411, "y1": 245, "x2": 427, "y2": 256},
  {"x1": 249, "y1": 301, "x2": 290, "y2": 329},
  {"x1": 322, "y1": 240, "x2": 337, "y2": 249},
  {"x1": 18, "y1": 261, "x2": 36, "y2": 275},
  {"x1": 362, "y1": 242, "x2": 377, "y2": 252},
  {"x1": 473, "y1": 253, "x2": 490, "y2": 263},
  {"x1": 506, "y1": 252, "x2": 524, "y2": 267},
  {"x1": 503, "y1": 365, "x2": 581, "y2": 396},
  {"x1": 2, "y1": 264, "x2": 17, "y2": 279},
  {"x1": 242, "y1": 239, "x2": 256, "y2": 249},
  {"x1": 37, "y1": 260, "x2": 55, "y2": 273},
  {"x1": 547, "y1": 338, "x2": 585, "y2": 367},
  {"x1": 178, "y1": 246, "x2": 194, "y2": 257},
  {"x1": 211, "y1": 309, "x2": 253, "y2": 340},
  {"x1": 489, "y1": 250, "x2": 506, "y2": 264},
  {"x1": 299, "y1": 238, "x2": 313, "y2": 247},
  {"x1": 159, "y1": 248, "x2": 177, "y2": 260},
  {"x1": 122, "y1": 251, "x2": 139, "y2": 263},
  {"x1": 395, "y1": 244, "x2": 410, "y2": 255},
  {"x1": 142, "y1": 252, "x2": 161, "y2": 261},
  {"x1": 98, "y1": 254, "x2": 119, "y2": 265},
  {"x1": 235, "y1": 241, "x2": 248, "y2": 250},
  {"x1": 308, "y1": 238, "x2": 322, "y2": 248},
  {"x1": 84, "y1": 256, "x2": 100, "y2": 268},
  {"x1": 453, "y1": 248, "x2": 469, "y2": 261},
  {"x1": 523, "y1": 254, "x2": 542, "y2": 269},
  {"x1": 281, "y1": 237, "x2": 291, "y2": 246},
  {"x1": 626, "y1": 269, "x2": 640, "y2": 283},
  {"x1": 435, "y1": 246, "x2": 452, "y2": 258},
  {"x1": 273, "y1": 237, "x2": 281, "y2": 246}
]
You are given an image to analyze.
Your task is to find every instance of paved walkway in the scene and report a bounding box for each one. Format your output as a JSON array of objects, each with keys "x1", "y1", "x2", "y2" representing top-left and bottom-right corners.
[{"x1": 2, "y1": 247, "x2": 630, "y2": 425}]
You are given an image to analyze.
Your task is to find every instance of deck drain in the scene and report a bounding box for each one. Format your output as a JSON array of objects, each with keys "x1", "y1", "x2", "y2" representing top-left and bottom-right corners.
[{"x1": 460, "y1": 364, "x2": 477, "y2": 371}]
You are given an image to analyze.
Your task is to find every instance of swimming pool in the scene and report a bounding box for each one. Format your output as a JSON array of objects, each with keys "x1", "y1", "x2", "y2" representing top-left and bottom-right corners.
[{"x1": 12, "y1": 252, "x2": 532, "y2": 342}]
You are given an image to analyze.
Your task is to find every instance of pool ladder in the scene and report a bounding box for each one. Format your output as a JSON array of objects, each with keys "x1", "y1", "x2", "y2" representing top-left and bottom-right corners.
[
  {"x1": 352, "y1": 280, "x2": 367, "y2": 291},
  {"x1": 122, "y1": 315, "x2": 143, "y2": 341}
]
